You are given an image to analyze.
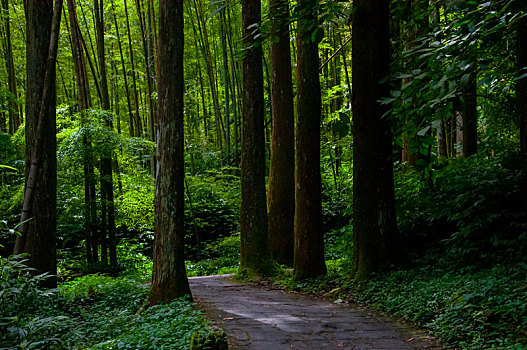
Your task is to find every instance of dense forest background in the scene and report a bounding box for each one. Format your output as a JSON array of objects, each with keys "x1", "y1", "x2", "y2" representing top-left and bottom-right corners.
[{"x1": 0, "y1": 0, "x2": 526, "y2": 348}]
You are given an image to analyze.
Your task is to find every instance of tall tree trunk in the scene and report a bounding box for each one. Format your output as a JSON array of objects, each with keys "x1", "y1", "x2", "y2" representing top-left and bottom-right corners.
[
  {"x1": 94, "y1": 0, "x2": 117, "y2": 267},
  {"x1": 239, "y1": 0, "x2": 276, "y2": 277},
  {"x1": 67, "y1": 2, "x2": 90, "y2": 111},
  {"x1": 267, "y1": 0, "x2": 294, "y2": 267},
  {"x1": 352, "y1": 0, "x2": 399, "y2": 281},
  {"x1": 93, "y1": 0, "x2": 109, "y2": 110},
  {"x1": 135, "y1": 0, "x2": 156, "y2": 174},
  {"x1": 456, "y1": 111, "x2": 464, "y2": 157},
  {"x1": 2, "y1": 0, "x2": 20, "y2": 134},
  {"x1": 518, "y1": 10, "x2": 527, "y2": 201},
  {"x1": 220, "y1": 10, "x2": 230, "y2": 161},
  {"x1": 194, "y1": 0, "x2": 223, "y2": 154},
  {"x1": 462, "y1": 73, "x2": 478, "y2": 157},
  {"x1": 74, "y1": 1, "x2": 102, "y2": 105},
  {"x1": 225, "y1": 1, "x2": 240, "y2": 160},
  {"x1": 124, "y1": 0, "x2": 142, "y2": 136},
  {"x1": 293, "y1": 0, "x2": 326, "y2": 280},
  {"x1": 149, "y1": 0, "x2": 158, "y2": 76},
  {"x1": 437, "y1": 120, "x2": 448, "y2": 158},
  {"x1": 111, "y1": 0, "x2": 134, "y2": 136},
  {"x1": 14, "y1": 0, "x2": 62, "y2": 289},
  {"x1": 339, "y1": 33, "x2": 352, "y2": 110},
  {"x1": 149, "y1": 0, "x2": 191, "y2": 305},
  {"x1": 67, "y1": 0, "x2": 98, "y2": 263},
  {"x1": 78, "y1": 0, "x2": 98, "y2": 75},
  {"x1": 146, "y1": 0, "x2": 157, "y2": 175}
]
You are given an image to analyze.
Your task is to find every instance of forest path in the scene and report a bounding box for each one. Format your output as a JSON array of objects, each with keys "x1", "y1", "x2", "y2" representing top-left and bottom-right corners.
[{"x1": 189, "y1": 275, "x2": 440, "y2": 350}]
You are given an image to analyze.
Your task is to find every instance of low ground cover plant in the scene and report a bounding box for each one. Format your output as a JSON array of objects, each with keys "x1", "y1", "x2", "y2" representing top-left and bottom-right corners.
[{"x1": 0, "y1": 255, "x2": 215, "y2": 350}]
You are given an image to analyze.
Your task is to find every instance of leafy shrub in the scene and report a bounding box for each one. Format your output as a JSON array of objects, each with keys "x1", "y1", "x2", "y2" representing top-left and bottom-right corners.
[
  {"x1": 347, "y1": 263, "x2": 527, "y2": 349},
  {"x1": 324, "y1": 225, "x2": 352, "y2": 261},
  {"x1": 190, "y1": 328, "x2": 228, "y2": 350},
  {"x1": 186, "y1": 234, "x2": 240, "y2": 277},
  {"x1": 1, "y1": 262, "x2": 216, "y2": 349},
  {"x1": 395, "y1": 154, "x2": 526, "y2": 263},
  {"x1": 90, "y1": 298, "x2": 210, "y2": 350},
  {"x1": 0, "y1": 255, "x2": 56, "y2": 317},
  {"x1": 185, "y1": 175, "x2": 240, "y2": 259},
  {"x1": 0, "y1": 255, "x2": 66, "y2": 349},
  {"x1": 117, "y1": 238, "x2": 153, "y2": 279},
  {"x1": 60, "y1": 274, "x2": 149, "y2": 311}
]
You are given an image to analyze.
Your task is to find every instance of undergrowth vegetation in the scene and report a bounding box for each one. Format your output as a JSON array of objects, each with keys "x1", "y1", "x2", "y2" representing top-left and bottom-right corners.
[
  {"x1": 0, "y1": 255, "x2": 215, "y2": 349},
  {"x1": 274, "y1": 153, "x2": 527, "y2": 349},
  {"x1": 2, "y1": 117, "x2": 527, "y2": 349}
]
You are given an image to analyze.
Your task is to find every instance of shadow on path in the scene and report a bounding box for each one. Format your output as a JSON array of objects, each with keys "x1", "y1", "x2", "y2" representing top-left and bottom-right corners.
[{"x1": 189, "y1": 275, "x2": 441, "y2": 350}]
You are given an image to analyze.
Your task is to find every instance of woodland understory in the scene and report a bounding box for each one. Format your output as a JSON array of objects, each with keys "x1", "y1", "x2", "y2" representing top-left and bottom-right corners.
[{"x1": 1, "y1": 0, "x2": 527, "y2": 349}]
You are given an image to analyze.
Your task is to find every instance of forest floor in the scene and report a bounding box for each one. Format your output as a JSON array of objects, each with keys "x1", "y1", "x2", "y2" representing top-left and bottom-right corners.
[{"x1": 189, "y1": 274, "x2": 442, "y2": 350}]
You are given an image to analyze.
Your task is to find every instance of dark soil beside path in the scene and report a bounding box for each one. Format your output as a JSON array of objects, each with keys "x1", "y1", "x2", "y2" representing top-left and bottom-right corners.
[{"x1": 189, "y1": 274, "x2": 442, "y2": 350}]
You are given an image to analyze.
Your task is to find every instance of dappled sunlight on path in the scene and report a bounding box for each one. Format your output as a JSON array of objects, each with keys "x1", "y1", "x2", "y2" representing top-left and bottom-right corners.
[{"x1": 189, "y1": 275, "x2": 440, "y2": 350}]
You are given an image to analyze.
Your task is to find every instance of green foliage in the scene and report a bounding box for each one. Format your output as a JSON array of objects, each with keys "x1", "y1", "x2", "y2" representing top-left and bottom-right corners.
[
  {"x1": 88, "y1": 298, "x2": 210, "y2": 350},
  {"x1": 276, "y1": 258, "x2": 347, "y2": 295},
  {"x1": 395, "y1": 154, "x2": 526, "y2": 262},
  {"x1": 0, "y1": 256, "x2": 66, "y2": 350},
  {"x1": 0, "y1": 255, "x2": 215, "y2": 350},
  {"x1": 348, "y1": 263, "x2": 527, "y2": 349},
  {"x1": 0, "y1": 256, "x2": 56, "y2": 318},
  {"x1": 387, "y1": 0, "x2": 524, "y2": 162},
  {"x1": 185, "y1": 174, "x2": 240, "y2": 251},
  {"x1": 186, "y1": 234, "x2": 240, "y2": 277},
  {"x1": 116, "y1": 238, "x2": 153, "y2": 279},
  {"x1": 190, "y1": 329, "x2": 228, "y2": 350},
  {"x1": 114, "y1": 170, "x2": 155, "y2": 232},
  {"x1": 60, "y1": 274, "x2": 148, "y2": 310},
  {"x1": 0, "y1": 132, "x2": 24, "y2": 231},
  {"x1": 324, "y1": 225, "x2": 352, "y2": 261}
]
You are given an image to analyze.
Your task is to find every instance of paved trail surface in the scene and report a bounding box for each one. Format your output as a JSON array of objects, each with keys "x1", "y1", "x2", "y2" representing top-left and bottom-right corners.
[{"x1": 189, "y1": 275, "x2": 440, "y2": 350}]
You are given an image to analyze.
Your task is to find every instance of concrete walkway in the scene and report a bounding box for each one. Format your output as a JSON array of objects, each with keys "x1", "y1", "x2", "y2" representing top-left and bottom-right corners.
[{"x1": 189, "y1": 275, "x2": 440, "y2": 350}]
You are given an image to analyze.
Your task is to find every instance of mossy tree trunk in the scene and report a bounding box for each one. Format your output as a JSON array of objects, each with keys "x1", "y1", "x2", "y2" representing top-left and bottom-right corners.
[
  {"x1": 293, "y1": 0, "x2": 327, "y2": 280},
  {"x1": 267, "y1": 0, "x2": 295, "y2": 267},
  {"x1": 239, "y1": 0, "x2": 276, "y2": 277},
  {"x1": 149, "y1": 0, "x2": 191, "y2": 305},
  {"x1": 352, "y1": 0, "x2": 399, "y2": 281}
]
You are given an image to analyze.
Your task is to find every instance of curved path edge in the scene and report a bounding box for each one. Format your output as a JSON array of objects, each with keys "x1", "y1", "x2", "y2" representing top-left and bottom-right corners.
[{"x1": 190, "y1": 274, "x2": 441, "y2": 350}]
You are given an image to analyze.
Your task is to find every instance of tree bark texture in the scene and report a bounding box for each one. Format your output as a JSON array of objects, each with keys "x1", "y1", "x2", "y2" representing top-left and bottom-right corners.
[
  {"x1": 239, "y1": 0, "x2": 275, "y2": 276},
  {"x1": 149, "y1": 0, "x2": 191, "y2": 305},
  {"x1": 294, "y1": 0, "x2": 326, "y2": 280},
  {"x1": 462, "y1": 74, "x2": 478, "y2": 157},
  {"x1": 16, "y1": 0, "x2": 62, "y2": 288},
  {"x1": 267, "y1": 0, "x2": 295, "y2": 267},
  {"x1": 352, "y1": 0, "x2": 399, "y2": 281}
]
